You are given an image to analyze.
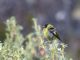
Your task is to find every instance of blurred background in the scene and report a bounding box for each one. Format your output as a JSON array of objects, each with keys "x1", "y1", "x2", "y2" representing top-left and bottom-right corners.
[{"x1": 0, "y1": 0, "x2": 80, "y2": 60}]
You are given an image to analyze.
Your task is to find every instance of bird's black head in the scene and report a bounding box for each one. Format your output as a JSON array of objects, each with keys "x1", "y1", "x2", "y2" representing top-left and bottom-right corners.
[{"x1": 43, "y1": 24, "x2": 48, "y2": 28}]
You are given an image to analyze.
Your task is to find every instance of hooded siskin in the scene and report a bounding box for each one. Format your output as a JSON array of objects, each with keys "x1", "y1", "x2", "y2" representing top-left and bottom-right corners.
[{"x1": 42, "y1": 24, "x2": 61, "y2": 41}]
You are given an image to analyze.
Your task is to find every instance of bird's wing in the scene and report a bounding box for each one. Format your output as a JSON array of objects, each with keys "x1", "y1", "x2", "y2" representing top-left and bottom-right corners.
[{"x1": 52, "y1": 31, "x2": 61, "y2": 40}]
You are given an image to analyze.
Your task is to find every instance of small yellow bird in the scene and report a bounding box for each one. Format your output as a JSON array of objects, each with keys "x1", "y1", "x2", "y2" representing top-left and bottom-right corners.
[{"x1": 42, "y1": 24, "x2": 61, "y2": 41}]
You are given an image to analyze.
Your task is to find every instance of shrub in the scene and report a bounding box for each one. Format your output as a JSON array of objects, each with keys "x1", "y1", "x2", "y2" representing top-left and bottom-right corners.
[{"x1": 0, "y1": 17, "x2": 72, "y2": 60}]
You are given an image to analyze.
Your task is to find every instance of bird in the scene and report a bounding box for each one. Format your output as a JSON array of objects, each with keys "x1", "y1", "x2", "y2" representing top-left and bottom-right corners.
[{"x1": 42, "y1": 24, "x2": 61, "y2": 41}]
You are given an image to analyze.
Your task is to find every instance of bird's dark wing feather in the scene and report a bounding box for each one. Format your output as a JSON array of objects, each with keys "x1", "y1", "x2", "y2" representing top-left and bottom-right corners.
[
  {"x1": 54, "y1": 32, "x2": 61, "y2": 40},
  {"x1": 51, "y1": 31, "x2": 61, "y2": 40}
]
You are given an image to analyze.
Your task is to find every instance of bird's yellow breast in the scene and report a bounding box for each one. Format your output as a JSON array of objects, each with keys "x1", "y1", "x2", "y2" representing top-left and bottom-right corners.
[{"x1": 43, "y1": 28, "x2": 49, "y2": 38}]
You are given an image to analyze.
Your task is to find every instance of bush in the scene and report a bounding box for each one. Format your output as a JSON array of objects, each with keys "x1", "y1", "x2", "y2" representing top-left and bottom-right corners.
[{"x1": 0, "y1": 17, "x2": 72, "y2": 60}]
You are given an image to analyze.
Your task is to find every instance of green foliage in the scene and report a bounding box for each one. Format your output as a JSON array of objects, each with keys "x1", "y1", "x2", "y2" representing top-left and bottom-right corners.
[{"x1": 0, "y1": 17, "x2": 72, "y2": 60}]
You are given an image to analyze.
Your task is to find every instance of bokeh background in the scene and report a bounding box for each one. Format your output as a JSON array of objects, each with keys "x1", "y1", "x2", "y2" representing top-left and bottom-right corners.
[{"x1": 0, "y1": 0, "x2": 80, "y2": 60}]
